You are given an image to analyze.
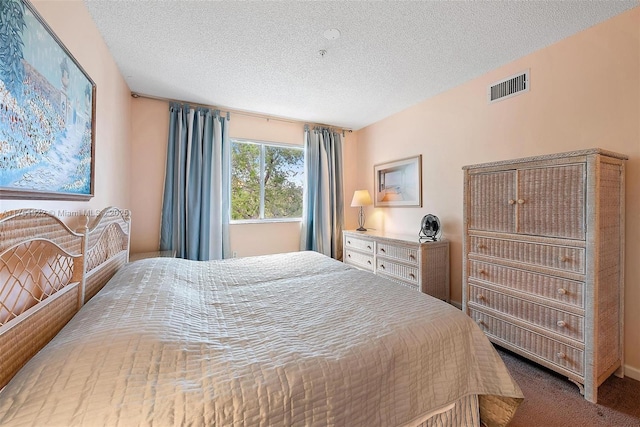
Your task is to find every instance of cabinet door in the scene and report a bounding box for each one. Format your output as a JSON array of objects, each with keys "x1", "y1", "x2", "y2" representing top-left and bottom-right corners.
[
  {"x1": 517, "y1": 164, "x2": 585, "y2": 240},
  {"x1": 468, "y1": 170, "x2": 516, "y2": 233}
]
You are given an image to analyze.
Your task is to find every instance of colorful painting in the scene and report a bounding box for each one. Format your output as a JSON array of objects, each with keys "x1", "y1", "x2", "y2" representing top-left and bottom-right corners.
[{"x1": 0, "y1": 0, "x2": 95, "y2": 200}]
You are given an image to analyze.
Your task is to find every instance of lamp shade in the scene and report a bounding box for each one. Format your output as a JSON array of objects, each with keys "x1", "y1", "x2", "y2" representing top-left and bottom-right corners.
[{"x1": 351, "y1": 190, "x2": 372, "y2": 207}]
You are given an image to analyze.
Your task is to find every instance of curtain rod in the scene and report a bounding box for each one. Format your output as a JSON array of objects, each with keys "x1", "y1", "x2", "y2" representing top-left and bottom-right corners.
[{"x1": 131, "y1": 92, "x2": 352, "y2": 133}]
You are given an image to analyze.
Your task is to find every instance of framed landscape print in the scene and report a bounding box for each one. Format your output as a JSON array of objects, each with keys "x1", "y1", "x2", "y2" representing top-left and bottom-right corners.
[
  {"x1": 374, "y1": 155, "x2": 422, "y2": 207},
  {"x1": 0, "y1": 0, "x2": 96, "y2": 200}
]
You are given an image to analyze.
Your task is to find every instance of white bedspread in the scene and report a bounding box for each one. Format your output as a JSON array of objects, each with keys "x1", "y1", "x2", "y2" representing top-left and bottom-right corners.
[{"x1": 0, "y1": 251, "x2": 522, "y2": 426}]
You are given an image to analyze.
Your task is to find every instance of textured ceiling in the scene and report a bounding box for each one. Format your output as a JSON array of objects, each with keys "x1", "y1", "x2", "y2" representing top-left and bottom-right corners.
[{"x1": 84, "y1": 1, "x2": 638, "y2": 130}]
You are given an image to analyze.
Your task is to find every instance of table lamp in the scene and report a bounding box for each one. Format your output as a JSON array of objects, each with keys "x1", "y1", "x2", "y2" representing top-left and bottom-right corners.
[{"x1": 351, "y1": 190, "x2": 372, "y2": 231}]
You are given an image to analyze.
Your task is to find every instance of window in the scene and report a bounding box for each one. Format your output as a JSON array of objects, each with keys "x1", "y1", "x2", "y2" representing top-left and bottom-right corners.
[{"x1": 231, "y1": 139, "x2": 304, "y2": 221}]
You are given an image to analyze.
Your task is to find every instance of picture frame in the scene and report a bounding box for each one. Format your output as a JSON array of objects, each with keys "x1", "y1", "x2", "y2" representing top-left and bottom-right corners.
[
  {"x1": 374, "y1": 155, "x2": 422, "y2": 207},
  {"x1": 0, "y1": 0, "x2": 96, "y2": 200}
]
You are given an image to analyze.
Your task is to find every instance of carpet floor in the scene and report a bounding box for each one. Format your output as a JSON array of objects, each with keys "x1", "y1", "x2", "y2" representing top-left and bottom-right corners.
[{"x1": 497, "y1": 347, "x2": 640, "y2": 426}]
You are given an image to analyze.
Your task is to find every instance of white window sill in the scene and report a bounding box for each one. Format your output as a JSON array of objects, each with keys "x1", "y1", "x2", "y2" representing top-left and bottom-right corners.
[{"x1": 230, "y1": 218, "x2": 302, "y2": 225}]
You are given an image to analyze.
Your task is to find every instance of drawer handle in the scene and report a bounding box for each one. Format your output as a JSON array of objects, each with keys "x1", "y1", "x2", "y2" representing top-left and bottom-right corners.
[
  {"x1": 557, "y1": 320, "x2": 567, "y2": 328},
  {"x1": 380, "y1": 248, "x2": 386, "y2": 253},
  {"x1": 476, "y1": 319, "x2": 485, "y2": 327},
  {"x1": 557, "y1": 352, "x2": 566, "y2": 360},
  {"x1": 367, "y1": 260, "x2": 372, "y2": 265},
  {"x1": 380, "y1": 264, "x2": 385, "y2": 269},
  {"x1": 477, "y1": 294, "x2": 485, "y2": 301},
  {"x1": 409, "y1": 273, "x2": 416, "y2": 279},
  {"x1": 557, "y1": 288, "x2": 567, "y2": 295},
  {"x1": 478, "y1": 269, "x2": 487, "y2": 275},
  {"x1": 347, "y1": 254, "x2": 351, "y2": 258},
  {"x1": 476, "y1": 243, "x2": 486, "y2": 250},
  {"x1": 409, "y1": 254, "x2": 416, "y2": 260},
  {"x1": 517, "y1": 199, "x2": 525, "y2": 204},
  {"x1": 508, "y1": 199, "x2": 515, "y2": 205},
  {"x1": 367, "y1": 245, "x2": 372, "y2": 249},
  {"x1": 559, "y1": 256, "x2": 570, "y2": 263}
]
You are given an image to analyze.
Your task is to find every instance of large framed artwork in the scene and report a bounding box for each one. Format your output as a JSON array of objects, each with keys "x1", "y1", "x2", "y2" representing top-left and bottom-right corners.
[
  {"x1": 374, "y1": 155, "x2": 422, "y2": 207},
  {"x1": 0, "y1": 0, "x2": 96, "y2": 200}
]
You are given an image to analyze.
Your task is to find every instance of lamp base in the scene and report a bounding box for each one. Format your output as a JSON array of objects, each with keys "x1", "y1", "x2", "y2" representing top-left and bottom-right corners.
[{"x1": 356, "y1": 206, "x2": 367, "y2": 232}]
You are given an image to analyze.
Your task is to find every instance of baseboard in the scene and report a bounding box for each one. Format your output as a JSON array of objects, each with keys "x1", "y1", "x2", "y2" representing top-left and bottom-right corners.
[
  {"x1": 450, "y1": 300, "x2": 462, "y2": 310},
  {"x1": 625, "y1": 364, "x2": 640, "y2": 381}
]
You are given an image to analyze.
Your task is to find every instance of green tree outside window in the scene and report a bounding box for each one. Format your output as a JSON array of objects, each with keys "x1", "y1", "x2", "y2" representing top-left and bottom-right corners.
[{"x1": 231, "y1": 140, "x2": 304, "y2": 221}]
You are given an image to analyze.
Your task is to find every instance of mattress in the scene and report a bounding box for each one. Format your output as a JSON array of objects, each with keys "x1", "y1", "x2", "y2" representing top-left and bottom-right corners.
[{"x1": 0, "y1": 251, "x2": 522, "y2": 426}]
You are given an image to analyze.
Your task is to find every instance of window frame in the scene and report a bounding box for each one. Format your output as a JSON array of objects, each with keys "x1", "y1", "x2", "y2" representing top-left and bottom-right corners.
[{"x1": 229, "y1": 138, "x2": 305, "y2": 224}]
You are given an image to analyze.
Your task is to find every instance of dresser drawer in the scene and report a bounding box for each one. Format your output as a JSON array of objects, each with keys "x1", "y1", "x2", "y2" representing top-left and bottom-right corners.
[
  {"x1": 376, "y1": 242, "x2": 419, "y2": 265},
  {"x1": 469, "y1": 261, "x2": 584, "y2": 309},
  {"x1": 344, "y1": 249, "x2": 374, "y2": 271},
  {"x1": 470, "y1": 309, "x2": 584, "y2": 376},
  {"x1": 377, "y1": 258, "x2": 419, "y2": 286},
  {"x1": 469, "y1": 285, "x2": 584, "y2": 341},
  {"x1": 344, "y1": 236, "x2": 374, "y2": 253},
  {"x1": 470, "y1": 236, "x2": 585, "y2": 274}
]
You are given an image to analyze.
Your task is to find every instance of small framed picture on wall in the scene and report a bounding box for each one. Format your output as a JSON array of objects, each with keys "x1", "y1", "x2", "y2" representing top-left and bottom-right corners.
[{"x1": 374, "y1": 155, "x2": 422, "y2": 207}]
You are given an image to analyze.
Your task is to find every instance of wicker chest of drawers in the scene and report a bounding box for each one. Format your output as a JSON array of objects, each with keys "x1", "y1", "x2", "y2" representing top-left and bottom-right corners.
[
  {"x1": 462, "y1": 149, "x2": 627, "y2": 403},
  {"x1": 343, "y1": 230, "x2": 450, "y2": 301}
]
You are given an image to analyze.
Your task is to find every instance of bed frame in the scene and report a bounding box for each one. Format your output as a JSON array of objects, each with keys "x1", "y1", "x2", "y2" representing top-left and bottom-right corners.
[{"x1": 0, "y1": 207, "x2": 130, "y2": 389}]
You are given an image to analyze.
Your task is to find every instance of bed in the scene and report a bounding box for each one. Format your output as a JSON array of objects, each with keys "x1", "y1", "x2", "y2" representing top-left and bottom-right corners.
[{"x1": 0, "y1": 208, "x2": 522, "y2": 426}]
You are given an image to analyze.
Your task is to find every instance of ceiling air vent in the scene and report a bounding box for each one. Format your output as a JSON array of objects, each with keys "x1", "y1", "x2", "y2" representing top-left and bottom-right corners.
[{"x1": 488, "y1": 70, "x2": 529, "y2": 103}]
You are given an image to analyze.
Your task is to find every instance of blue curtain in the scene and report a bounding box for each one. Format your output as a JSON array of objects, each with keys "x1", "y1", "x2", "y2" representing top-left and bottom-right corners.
[
  {"x1": 160, "y1": 103, "x2": 230, "y2": 261},
  {"x1": 300, "y1": 126, "x2": 344, "y2": 259}
]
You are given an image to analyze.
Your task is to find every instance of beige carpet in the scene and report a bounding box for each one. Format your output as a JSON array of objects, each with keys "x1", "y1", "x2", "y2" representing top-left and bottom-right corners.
[{"x1": 497, "y1": 347, "x2": 640, "y2": 427}]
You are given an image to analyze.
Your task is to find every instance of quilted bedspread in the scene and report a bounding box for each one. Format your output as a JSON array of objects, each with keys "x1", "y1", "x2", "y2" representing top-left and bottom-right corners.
[{"x1": 0, "y1": 251, "x2": 522, "y2": 426}]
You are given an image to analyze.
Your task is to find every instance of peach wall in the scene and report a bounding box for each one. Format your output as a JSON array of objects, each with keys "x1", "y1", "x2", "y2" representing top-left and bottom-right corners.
[
  {"x1": 343, "y1": 130, "x2": 361, "y2": 230},
  {"x1": 130, "y1": 98, "x2": 168, "y2": 252},
  {"x1": 0, "y1": 0, "x2": 131, "y2": 224},
  {"x1": 354, "y1": 8, "x2": 640, "y2": 376},
  {"x1": 130, "y1": 98, "x2": 357, "y2": 256}
]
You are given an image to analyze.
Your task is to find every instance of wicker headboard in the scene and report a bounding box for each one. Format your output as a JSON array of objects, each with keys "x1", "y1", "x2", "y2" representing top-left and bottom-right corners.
[
  {"x1": 0, "y1": 207, "x2": 131, "y2": 390},
  {"x1": 83, "y1": 207, "x2": 131, "y2": 303},
  {"x1": 0, "y1": 209, "x2": 85, "y2": 389}
]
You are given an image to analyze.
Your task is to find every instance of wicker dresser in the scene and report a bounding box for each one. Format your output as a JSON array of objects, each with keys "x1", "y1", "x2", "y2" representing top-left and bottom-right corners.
[
  {"x1": 343, "y1": 230, "x2": 450, "y2": 301},
  {"x1": 462, "y1": 148, "x2": 627, "y2": 403}
]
